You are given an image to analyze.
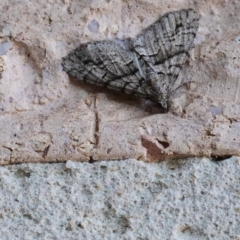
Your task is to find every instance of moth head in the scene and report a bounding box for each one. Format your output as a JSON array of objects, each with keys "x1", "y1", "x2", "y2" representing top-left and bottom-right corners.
[
  {"x1": 159, "y1": 96, "x2": 170, "y2": 112},
  {"x1": 149, "y1": 78, "x2": 170, "y2": 111}
]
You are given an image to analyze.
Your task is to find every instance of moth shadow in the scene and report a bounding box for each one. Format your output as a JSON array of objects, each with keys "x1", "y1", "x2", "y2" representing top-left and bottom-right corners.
[{"x1": 70, "y1": 77, "x2": 166, "y2": 114}]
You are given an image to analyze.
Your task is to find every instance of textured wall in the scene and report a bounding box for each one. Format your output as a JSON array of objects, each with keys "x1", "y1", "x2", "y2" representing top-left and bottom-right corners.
[
  {"x1": 0, "y1": 1, "x2": 239, "y2": 238},
  {"x1": 0, "y1": 1, "x2": 240, "y2": 163},
  {"x1": 0, "y1": 157, "x2": 239, "y2": 239}
]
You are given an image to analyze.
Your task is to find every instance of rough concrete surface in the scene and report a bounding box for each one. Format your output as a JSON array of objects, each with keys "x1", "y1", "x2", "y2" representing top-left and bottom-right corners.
[
  {"x1": 1, "y1": 1, "x2": 239, "y2": 238},
  {"x1": 0, "y1": 0, "x2": 240, "y2": 163},
  {"x1": 0, "y1": 157, "x2": 239, "y2": 239}
]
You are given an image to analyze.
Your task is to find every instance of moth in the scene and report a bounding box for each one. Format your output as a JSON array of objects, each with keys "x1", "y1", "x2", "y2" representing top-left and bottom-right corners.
[{"x1": 62, "y1": 8, "x2": 199, "y2": 111}]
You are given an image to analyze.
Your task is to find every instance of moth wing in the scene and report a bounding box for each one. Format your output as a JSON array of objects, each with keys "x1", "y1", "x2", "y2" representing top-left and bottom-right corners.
[
  {"x1": 62, "y1": 41, "x2": 155, "y2": 97},
  {"x1": 131, "y1": 8, "x2": 199, "y2": 103}
]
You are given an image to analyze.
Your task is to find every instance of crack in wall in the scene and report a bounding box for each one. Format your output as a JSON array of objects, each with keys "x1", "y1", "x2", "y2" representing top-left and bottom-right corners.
[{"x1": 92, "y1": 96, "x2": 100, "y2": 160}]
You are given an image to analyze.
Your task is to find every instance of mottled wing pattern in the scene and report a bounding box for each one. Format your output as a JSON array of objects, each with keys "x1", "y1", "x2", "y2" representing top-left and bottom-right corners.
[
  {"x1": 62, "y1": 9, "x2": 199, "y2": 110},
  {"x1": 131, "y1": 8, "x2": 199, "y2": 107},
  {"x1": 62, "y1": 41, "x2": 154, "y2": 98}
]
